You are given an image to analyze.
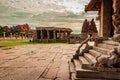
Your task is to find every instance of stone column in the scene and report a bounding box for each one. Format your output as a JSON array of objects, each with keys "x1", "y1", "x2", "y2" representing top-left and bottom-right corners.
[
  {"x1": 59, "y1": 30, "x2": 61, "y2": 39},
  {"x1": 67, "y1": 32, "x2": 71, "y2": 42},
  {"x1": 63, "y1": 31, "x2": 66, "y2": 40},
  {"x1": 98, "y1": 10, "x2": 102, "y2": 36},
  {"x1": 100, "y1": 0, "x2": 113, "y2": 37},
  {"x1": 3, "y1": 32, "x2": 6, "y2": 39},
  {"x1": 113, "y1": 0, "x2": 120, "y2": 34},
  {"x1": 112, "y1": 0, "x2": 120, "y2": 42},
  {"x1": 15, "y1": 33, "x2": 18, "y2": 39},
  {"x1": 53, "y1": 31, "x2": 56, "y2": 41},
  {"x1": 47, "y1": 30, "x2": 49, "y2": 40},
  {"x1": 21, "y1": 33, "x2": 23, "y2": 39},
  {"x1": 10, "y1": 33, "x2": 12, "y2": 38},
  {"x1": 40, "y1": 30, "x2": 43, "y2": 40}
]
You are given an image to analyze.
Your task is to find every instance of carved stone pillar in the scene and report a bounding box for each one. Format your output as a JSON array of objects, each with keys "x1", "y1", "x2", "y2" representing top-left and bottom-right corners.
[
  {"x1": 67, "y1": 32, "x2": 70, "y2": 42},
  {"x1": 100, "y1": 0, "x2": 113, "y2": 37},
  {"x1": 112, "y1": 0, "x2": 120, "y2": 42},
  {"x1": 47, "y1": 30, "x2": 49, "y2": 40},
  {"x1": 40, "y1": 30, "x2": 43, "y2": 40},
  {"x1": 63, "y1": 31, "x2": 66, "y2": 39},
  {"x1": 59, "y1": 30, "x2": 61, "y2": 39},
  {"x1": 53, "y1": 31, "x2": 56, "y2": 40}
]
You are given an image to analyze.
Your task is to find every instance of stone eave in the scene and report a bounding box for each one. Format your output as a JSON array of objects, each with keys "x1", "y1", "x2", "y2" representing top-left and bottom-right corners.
[
  {"x1": 85, "y1": 0, "x2": 102, "y2": 12},
  {"x1": 36, "y1": 27, "x2": 72, "y2": 32}
]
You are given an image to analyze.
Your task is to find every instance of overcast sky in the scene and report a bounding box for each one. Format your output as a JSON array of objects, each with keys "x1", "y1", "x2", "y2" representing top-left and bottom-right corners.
[
  {"x1": 0, "y1": 0, "x2": 89, "y2": 13},
  {"x1": 0, "y1": 0, "x2": 99, "y2": 33}
]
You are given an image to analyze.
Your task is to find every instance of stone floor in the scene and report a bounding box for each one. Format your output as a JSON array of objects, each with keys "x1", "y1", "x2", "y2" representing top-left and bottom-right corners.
[{"x1": 0, "y1": 44, "x2": 78, "y2": 80}]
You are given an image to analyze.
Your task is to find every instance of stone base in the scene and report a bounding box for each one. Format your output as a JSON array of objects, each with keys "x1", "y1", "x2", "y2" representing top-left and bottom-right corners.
[
  {"x1": 82, "y1": 64, "x2": 120, "y2": 72},
  {"x1": 76, "y1": 70, "x2": 120, "y2": 79}
]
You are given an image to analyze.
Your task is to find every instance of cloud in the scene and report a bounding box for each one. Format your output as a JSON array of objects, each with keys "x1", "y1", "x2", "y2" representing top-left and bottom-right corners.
[{"x1": 0, "y1": 0, "x2": 99, "y2": 34}]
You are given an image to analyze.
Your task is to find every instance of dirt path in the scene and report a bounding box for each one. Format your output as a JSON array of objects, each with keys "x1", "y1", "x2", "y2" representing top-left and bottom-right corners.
[{"x1": 0, "y1": 44, "x2": 78, "y2": 80}]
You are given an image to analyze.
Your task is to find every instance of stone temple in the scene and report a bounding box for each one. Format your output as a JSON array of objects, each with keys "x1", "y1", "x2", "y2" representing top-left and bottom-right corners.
[
  {"x1": 33, "y1": 27, "x2": 72, "y2": 42},
  {"x1": 69, "y1": 0, "x2": 120, "y2": 80}
]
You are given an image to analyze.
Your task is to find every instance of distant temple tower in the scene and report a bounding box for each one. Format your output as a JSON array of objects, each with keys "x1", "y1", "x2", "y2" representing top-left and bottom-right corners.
[{"x1": 81, "y1": 19, "x2": 98, "y2": 39}]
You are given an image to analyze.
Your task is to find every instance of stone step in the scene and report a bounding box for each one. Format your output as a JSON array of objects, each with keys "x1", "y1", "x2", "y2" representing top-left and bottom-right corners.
[
  {"x1": 97, "y1": 42, "x2": 119, "y2": 50},
  {"x1": 78, "y1": 56, "x2": 89, "y2": 64},
  {"x1": 73, "y1": 59, "x2": 82, "y2": 71},
  {"x1": 103, "y1": 40, "x2": 119, "y2": 46},
  {"x1": 69, "y1": 40, "x2": 120, "y2": 79},
  {"x1": 73, "y1": 59, "x2": 90, "y2": 71},
  {"x1": 89, "y1": 50, "x2": 101, "y2": 57},
  {"x1": 73, "y1": 59, "x2": 120, "y2": 79},
  {"x1": 84, "y1": 53, "x2": 96, "y2": 64},
  {"x1": 69, "y1": 61, "x2": 75, "y2": 73},
  {"x1": 74, "y1": 77, "x2": 105, "y2": 80},
  {"x1": 71, "y1": 72, "x2": 76, "y2": 80},
  {"x1": 97, "y1": 43, "x2": 112, "y2": 50},
  {"x1": 93, "y1": 47, "x2": 109, "y2": 55}
]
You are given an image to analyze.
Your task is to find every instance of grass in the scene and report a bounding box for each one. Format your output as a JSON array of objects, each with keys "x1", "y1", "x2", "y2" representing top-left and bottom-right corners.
[
  {"x1": 0, "y1": 41, "x2": 37, "y2": 47},
  {"x1": 0, "y1": 41, "x2": 68, "y2": 47}
]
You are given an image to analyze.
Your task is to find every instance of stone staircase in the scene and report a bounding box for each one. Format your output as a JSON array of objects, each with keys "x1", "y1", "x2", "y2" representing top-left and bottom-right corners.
[{"x1": 69, "y1": 40, "x2": 120, "y2": 80}]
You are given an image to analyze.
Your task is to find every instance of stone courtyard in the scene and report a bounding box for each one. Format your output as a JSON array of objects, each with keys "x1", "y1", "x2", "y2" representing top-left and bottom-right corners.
[{"x1": 0, "y1": 44, "x2": 78, "y2": 80}]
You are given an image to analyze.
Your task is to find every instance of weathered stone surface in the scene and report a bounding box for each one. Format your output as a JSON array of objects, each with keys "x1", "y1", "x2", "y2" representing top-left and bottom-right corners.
[{"x1": 0, "y1": 44, "x2": 78, "y2": 80}]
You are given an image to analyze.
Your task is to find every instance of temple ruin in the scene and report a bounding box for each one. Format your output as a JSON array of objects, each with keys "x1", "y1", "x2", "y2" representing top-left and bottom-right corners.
[
  {"x1": 69, "y1": 0, "x2": 120, "y2": 80},
  {"x1": 33, "y1": 27, "x2": 72, "y2": 42},
  {"x1": 81, "y1": 19, "x2": 98, "y2": 39}
]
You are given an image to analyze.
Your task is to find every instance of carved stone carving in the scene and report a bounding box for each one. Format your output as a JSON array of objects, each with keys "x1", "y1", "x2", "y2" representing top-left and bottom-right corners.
[
  {"x1": 92, "y1": 47, "x2": 120, "y2": 71},
  {"x1": 113, "y1": 0, "x2": 120, "y2": 14},
  {"x1": 112, "y1": 0, "x2": 120, "y2": 42},
  {"x1": 72, "y1": 37, "x2": 92, "y2": 60}
]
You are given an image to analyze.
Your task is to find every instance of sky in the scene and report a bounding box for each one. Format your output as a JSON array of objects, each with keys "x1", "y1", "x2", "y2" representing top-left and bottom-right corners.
[
  {"x1": 0, "y1": 0, "x2": 89, "y2": 13},
  {"x1": 0, "y1": 0, "x2": 98, "y2": 33}
]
